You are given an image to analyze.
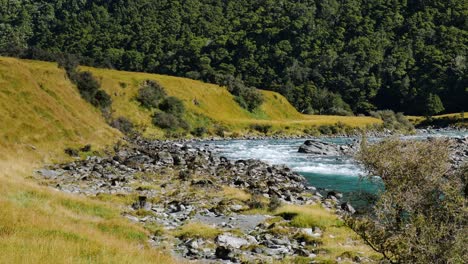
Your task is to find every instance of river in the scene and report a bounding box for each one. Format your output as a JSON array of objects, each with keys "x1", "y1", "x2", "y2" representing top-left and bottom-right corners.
[{"x1": 199, "y1": 129, "x2": 467, "y2": 209}]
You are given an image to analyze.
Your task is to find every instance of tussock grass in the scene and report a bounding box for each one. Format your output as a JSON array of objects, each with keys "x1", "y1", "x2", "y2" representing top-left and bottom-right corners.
[
  {"x1": 0, "y1": 169, "x2": 176, "y2": 264},
  {"x1": 173, "y1": 222, "x2": 222, "y2": 240},
  {"x1": 276, "y1": 204, "x2": 343, "y2": 229},
  {"x1": 274, "y1": 204, "x2": 381, "y2": 263},
  {"x1": 221, "y1": 186, "x2": 251, "y2": 202},
  {"x1": 0, "y1": 57, "x2": 177, "y2": 263}
]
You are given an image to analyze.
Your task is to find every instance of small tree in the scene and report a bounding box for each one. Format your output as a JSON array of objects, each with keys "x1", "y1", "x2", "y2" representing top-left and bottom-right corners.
[
  {"x1": 347, "y1": 139, "x2": 467, "y2": 263},
  {"x1": 425, "y1": 93, "x2": 445, "y2": 117},
  {"x1": 159, "y1": 96, "x2": 185, "y2": 117}
]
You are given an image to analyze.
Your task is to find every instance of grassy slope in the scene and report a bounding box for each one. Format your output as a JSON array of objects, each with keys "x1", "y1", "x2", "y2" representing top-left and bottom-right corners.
[
  {"x1": 0, "y1": 57, "x2": 176, "y2": 263},
  {"x1": 85, "y1": 66, "x2": 380, "y2": 137},
  {"x1": 408, "y1": 112, "x2": 466, "y2": 126}
]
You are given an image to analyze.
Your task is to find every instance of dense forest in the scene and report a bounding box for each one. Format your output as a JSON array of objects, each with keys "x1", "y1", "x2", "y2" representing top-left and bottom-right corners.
[{"x1": 0, "y1": 0, "x2": 466, "y2": 115}]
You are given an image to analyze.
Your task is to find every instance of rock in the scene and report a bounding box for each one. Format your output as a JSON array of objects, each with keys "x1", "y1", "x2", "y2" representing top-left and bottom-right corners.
[
  {"x1": 157, "y1": 151, "x2": 174, "y2": 164},
  {"x1": 216, "y1": 234, "x2": 249, "y2": 249},
  {"x1": 300, "y1": 228, "x2": 314, "y2": 236},
  {"x1": 215, "y1": 246, "x2": 233, "y2": 260},
  {"x1": 298, "y1": 140, "x2": 341, "y2": 155},
  {"x1": 37, "y1": 169, "x2": 60, "y2": 179},
  {"x1": 341, "y1": 202, "x2": 356, "y2": 214}
]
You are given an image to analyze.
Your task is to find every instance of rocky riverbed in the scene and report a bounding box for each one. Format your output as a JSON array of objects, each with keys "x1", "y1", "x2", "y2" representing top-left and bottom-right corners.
[
  {"x1": 36, "y1": 139, "x2": 362, "y2": 263},
  {"x1": 34, "y1": 133, "x2": 467, "y2": 263}
]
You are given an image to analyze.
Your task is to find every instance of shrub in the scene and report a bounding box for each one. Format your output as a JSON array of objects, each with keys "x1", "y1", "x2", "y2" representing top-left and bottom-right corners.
[
  {"x1": 73, "y1": 71, "x2": 112, "y2": 109},
  {"x1": 159, "y1": 96, "x2": 185, "y2": 117},
  {"x1": 348, "y1": 139, "x2": 467, "y2": 263},
  {"x1": 268, "y1": 195, "x2": 282, "y2": 212},
  {"x1": 110, "y1": 116, "x2": 135, "y2": 135},
  {"x1": 64, "y1": 148, "x2": 79, "y2": 157},
  {"x1": 248, "y1": 194, "x2": 267, "y2": 209},
  {"x1": 370, "y1": 110, "x2": 414, "y2": 132},
  {"x1": 250, "y1": 124, "x2": 272, "y2": 134},
  {"x1": 152, "y1": 112, "x2": 180, "y2": 129},
  {"x1": 152, "y1": 112, "x2": 189, "y2": 131},
  {"x1": 215, "y1": 74, "x2": 264, "y2": 111},
  {"x1": 214, "y1": 124, "x2": 228, "y2": 137},
  {"x1": 136, "y1": 80, "x2": 166, "y2": 109},
  {"x1": 191, "y1": 127, "x2": 207, "y2": 137},
  {"x1": 318, "y1": 125, "x2": 333, "y2": 135}
]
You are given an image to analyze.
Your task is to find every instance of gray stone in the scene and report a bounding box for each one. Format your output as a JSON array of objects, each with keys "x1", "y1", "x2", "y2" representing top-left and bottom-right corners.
[
  {"x1": 298, "y1": 140, "x2": 341, "y2": 155},
  {"x1": 216, "y1": 234, "x2": 249, "y2": 249}
]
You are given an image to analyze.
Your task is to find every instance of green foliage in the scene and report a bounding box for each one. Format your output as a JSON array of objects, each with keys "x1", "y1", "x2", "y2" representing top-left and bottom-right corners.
[
  {"x1": 110, "y1": 116, "x2": 135, "y2": 135},
  {"x1": 268, "y1": 195, "x2": 282, "y2": 212},
  {"x1": 250, "y1": 124, "x2": 272, "y2": 134},
  {"x1": 349, "y1": 139, "x2": 467, "y2": 263},
  {"x1": 1, "y1": 0, "x2": 466, "y2": 115},
  {"x1": 73, "y1": 71, "x2": 112, "y2": 109},
  {"x1": 370, "y1": 110, "x2": 414, "y2": 132},
  {"x1": 159, "y1": 97, "x2": 185, "y2": 117},
  {"x1": 425, "y1": 93, "x2": 445, "y2": 117},
  {"x1": 216, "y1": 74, "x2": 264, "y2": 111},
  {"x1": 191, "y1": 127, "x2": 207, "y2": 137},
  {"x1": 152, "y1": 112, "x2": 188, "y2": 131},
  {"x1": 136, "y1": 80, "x2": 166, "y2": 109}
]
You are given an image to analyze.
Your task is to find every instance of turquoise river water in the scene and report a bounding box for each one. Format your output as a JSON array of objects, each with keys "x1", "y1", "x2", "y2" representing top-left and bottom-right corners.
[{"x1": 200, "y1": 130, "x2": 467, "y2": 209}]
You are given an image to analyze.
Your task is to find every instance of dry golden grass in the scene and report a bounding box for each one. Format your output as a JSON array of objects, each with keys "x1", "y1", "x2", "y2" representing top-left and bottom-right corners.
[
  {"x1": 407, "y1": 112, "x2": 465, "y2": 125},
  {"x1": 82, "y1": 65, "x2": 380, "y2": 136},
  {"x1": 173, "y1": 222, "x2": 222, "y2": 240},
  {"x1": 221, "y1": 186, "x2": 252, "y2": 202},
  {"x1": 0, "y1": 57, "x2": 178, "y2": 263}
]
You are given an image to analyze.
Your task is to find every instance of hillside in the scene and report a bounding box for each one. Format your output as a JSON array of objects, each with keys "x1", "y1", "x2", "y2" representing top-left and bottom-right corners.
[
  {"x1": 0, "y1": 57, "x2": 175, "y2": 263},
  {"x1": 85, "y1": 65, "x2": 380, "y2": 137},
  {"x1": 2, "y1": 0, "x2": 466, "y2": 115}
]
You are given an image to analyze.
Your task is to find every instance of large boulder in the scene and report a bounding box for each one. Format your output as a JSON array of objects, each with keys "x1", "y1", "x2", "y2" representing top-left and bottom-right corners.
[{"x1": 298, "y1": 140, "x2": 341, "y2": 155}]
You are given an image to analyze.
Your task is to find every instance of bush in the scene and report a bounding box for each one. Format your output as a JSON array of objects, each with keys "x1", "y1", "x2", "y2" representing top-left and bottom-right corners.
[
  {"x1": 152, "y1": 112, "x2": 189, "y2": 130},
  {"x1": 248, "y1": 194, "x2": 266, "y2": 209},
  {"x1": 214, "y1": 124, "x2": 228, "y2": 137},
  {"x1": 268, "y1": 195, "x2": 282, "y2": 212},
  {"x1": 348, "y1": 139, "x2": 467, "y2": 263},
  {"x1": 73, "y1": 71, "x2": 112, "y2": 109},
  {"x1": 191, "y1": 127, "x2": 207, "y2": 137},
  {"x1": 136, "y1": 80, "x2": 166, "y2": 109},
  {"x1": 159, "y1": 96, "x2": 185, "y2": 117},
  {"x1": 110, "y1": 116, "x2": 135, "y2": 135},
  {"x1": 152, "y1": 112, "x2": 180, "y2": 129},
  {"x1": 370, "y1": 110, "x2": 414, "y2": 132},
  {"x1": 250, "y1": 124, "x2": 272, "y2": 134},
  {"x1": 215, "y1": 74, "x2": 264, "y2": 111}
]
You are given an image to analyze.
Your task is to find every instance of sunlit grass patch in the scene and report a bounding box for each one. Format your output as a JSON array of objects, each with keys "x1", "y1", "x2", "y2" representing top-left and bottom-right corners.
[
  {"x1": 275, "y1": 204, "x2": 343, "y2": 229},
  {"x1": 173, "y1": 222, "x2": 222, "y2": 240},
  {"x1": 221, "y1": 186, "x2": 251, "y2": 202},
  {"x1": 59, "y1": 199, "x2": 116, "y2": 220}
]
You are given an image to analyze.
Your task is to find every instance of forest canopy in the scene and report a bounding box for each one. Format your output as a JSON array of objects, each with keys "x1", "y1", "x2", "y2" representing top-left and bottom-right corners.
[{"x1": 0, "y1": 0, "x2": 466, "y2": 115}]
